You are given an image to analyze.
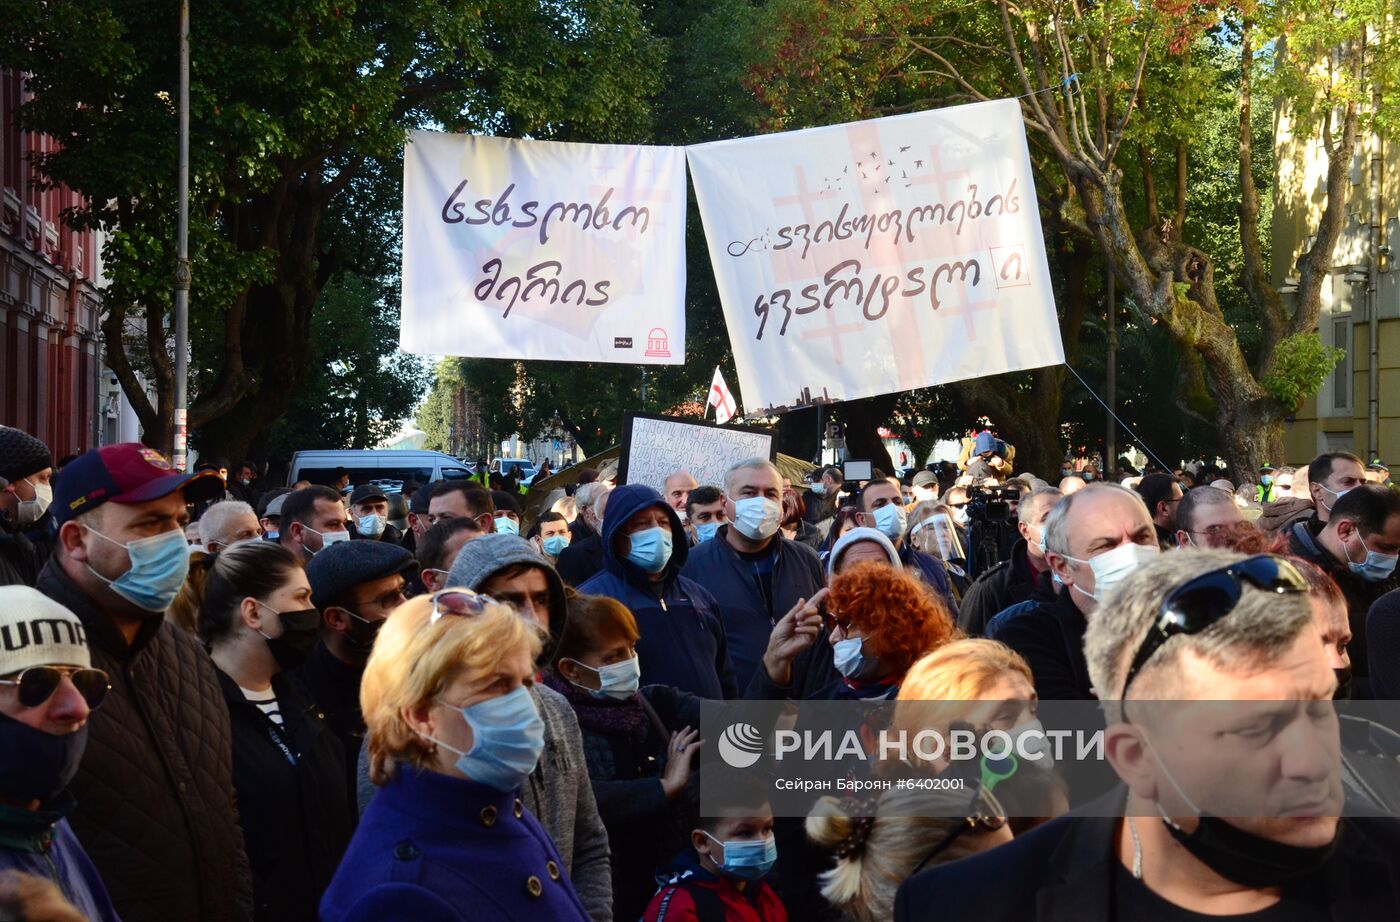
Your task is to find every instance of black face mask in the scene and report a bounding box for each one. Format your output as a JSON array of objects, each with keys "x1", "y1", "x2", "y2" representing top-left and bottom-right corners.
[
  {"x1": 263, "y1": 608, "x2": 321, "y2": 671},
  {"x1": 1333, "y1": 666, "x2": 1354, "y2": 701},
  {"x1": 341, "y1": 609, "x2": 384, "y2": 659},
  {"x1": 1163, "y1": 814, "x2": 1341, "y2": 888},
  {"x1": 0, "y1": 712, "x2": 87, "y2": 803}
]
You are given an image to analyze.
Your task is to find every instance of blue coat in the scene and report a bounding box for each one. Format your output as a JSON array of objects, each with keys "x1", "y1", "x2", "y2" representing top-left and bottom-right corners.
[
  {"x1": 319, "y1": 767, "x2": 589, "y2": 922},
  {"x1": 579, "y1": 485, "x2": 738, "y2": 700},
  {"x1": 682, "y1": 527, "x2": 825, "y2": 691},
  {"x1": 0, "y1": 796, "x2": 120, "y2": 922}
]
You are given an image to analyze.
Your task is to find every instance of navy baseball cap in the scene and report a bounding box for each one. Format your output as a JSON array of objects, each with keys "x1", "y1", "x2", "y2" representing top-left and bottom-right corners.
[{"x1": 54, "y1": 444, "x2": 225, "y2": 525}]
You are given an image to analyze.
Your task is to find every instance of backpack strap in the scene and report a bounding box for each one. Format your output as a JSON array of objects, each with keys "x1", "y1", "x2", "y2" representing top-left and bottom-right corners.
[{"x1": 653, "y1": 878, "x2": 727, "y2": 922}]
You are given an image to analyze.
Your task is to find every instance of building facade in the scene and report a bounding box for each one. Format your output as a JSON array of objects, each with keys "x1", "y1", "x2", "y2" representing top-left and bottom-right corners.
[
  {"x1": 0, "y1": 69, "x2": 105, "y2": 457},
  {"x1": 1274, "y1": 35, "x2": 1399, "y2": 466}
]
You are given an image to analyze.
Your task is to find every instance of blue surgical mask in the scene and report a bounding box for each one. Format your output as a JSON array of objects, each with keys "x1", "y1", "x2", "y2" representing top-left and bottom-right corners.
[
  {"x1": 85, "y1": 525, "x2": 191, "y2": 612},
  {"x1": 833, "y1": 636, "x2": 879, "y2": 680},
  {"x1": 542, "y1": 535, "x2": 569, "y2": 558},
  {"x1": 421, "y1": 686, "x2": 545, "y2": 792},
  {"x1": 703, "y1": 832, "x2": 778, "y2": 880},
  {"x1": 626, "y1": 525, "x2": 673, "y2": 574},
  {"x1": 494, "y1": 516, "x2": 520, "y2": 536},
  {"x1": 357, "y1": 513, "x2": 386, "y2": 538},
  {"x1": 873, "y1": 503, "x2": 907, "y2": 540},
  {"x1": 1260, "y1": 475, "x2": 1274, "y2": 486},
  {"x1": 567, "y1": 655, "x2": 641, "y2": 700},
  {"x1": 265, "y1": 531, "x2": 279, "y2": 541},
  {"x1": 694, "y1": 521, "x2": 721, "y2": 544},
  {"x1": 809, "y1": 482, "x2": 827, "y2": 496},
  {"x1": 1345, "y1": 532, "x2": 1399, "y2": 582}
]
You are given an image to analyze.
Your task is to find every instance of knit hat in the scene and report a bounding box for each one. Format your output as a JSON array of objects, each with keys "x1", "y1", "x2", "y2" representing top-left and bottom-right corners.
[
  {"x1": 0, "y1": 426, "x2": 53, "y2": 484},
  {"x1": 827, "y1": 527, "x2": 903, "y2": 578},
  {"x1": 446, "y1": 533, "x2": 567, "y2": 651},
  {"x1": 0, "y1": 587, "x2": 90, "y2": 673},
  {"x1": 306, "y1": 539, "x2": 417, "y2": 611}
]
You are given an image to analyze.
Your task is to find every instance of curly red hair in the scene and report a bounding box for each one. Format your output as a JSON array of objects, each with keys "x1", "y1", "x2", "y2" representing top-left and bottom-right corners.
[{"x1": 827, "y1": 561, "x2": 955, "y2": 676}]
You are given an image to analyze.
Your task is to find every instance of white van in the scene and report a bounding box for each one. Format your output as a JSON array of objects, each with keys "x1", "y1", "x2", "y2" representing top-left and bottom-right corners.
[{"x1": 289, "y1": 450, "x2": 474, "y2": 491}]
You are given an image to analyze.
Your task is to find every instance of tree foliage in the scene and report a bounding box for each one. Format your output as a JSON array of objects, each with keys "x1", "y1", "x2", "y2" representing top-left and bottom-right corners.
[
  {"x1": 736, "y1": 0, "x2": 1396, "y2": 473},
  {"x1": 1, "y1": 0, "x2": 663, "y2": 460}
]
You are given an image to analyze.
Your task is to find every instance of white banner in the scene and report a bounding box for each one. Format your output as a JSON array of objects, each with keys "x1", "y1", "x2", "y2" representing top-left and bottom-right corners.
[
  {"x1": 687, "y1": 99, "x2": 1064, "y2": 410},
  {"x1": 401, "y1": 131, "x2": 687, "y2": 364}
]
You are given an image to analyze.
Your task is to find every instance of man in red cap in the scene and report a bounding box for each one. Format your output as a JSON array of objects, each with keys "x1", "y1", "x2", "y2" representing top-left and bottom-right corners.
[{"x1": 35, "y1": 444, "x2": 253, "y2": 922}]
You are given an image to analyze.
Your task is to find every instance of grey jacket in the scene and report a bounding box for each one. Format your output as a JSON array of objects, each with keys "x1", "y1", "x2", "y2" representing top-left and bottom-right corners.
[{"x1": 357, "y1": 683, "x2": 613, "y2": 921}]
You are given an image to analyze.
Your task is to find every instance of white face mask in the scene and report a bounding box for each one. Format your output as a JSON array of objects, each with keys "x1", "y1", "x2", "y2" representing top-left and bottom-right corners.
[
  {"x1": 308, "y1": 527, "x2": 350, "y2": 554},
  {"x1": 731, "y1": 496, "x2": 781, "y2": 541},
  {"x1": 1059, "y1": 541, "x2": 1159, "y2": 602},
  {"x1": 357, "y1": 513, "x2": 386, "y2": 538},
  {"x1": 15, "y1": 479, "x2": 52, "y2": 525}
]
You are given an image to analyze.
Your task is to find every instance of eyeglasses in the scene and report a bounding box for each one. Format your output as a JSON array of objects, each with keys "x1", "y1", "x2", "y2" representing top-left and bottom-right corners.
[
  {"x1": 823, "y1": 609, "x2": 853, "y2": 636},
  {"x1": 1120, "y1": 555, "x2": 1307, "y2": 698},
  {"x1": 429, "y1": 588, "x2": 500, "y2": 624},
  {"x1": 0, "y1": 665, "x2": 111, "y2": 710},
  {"x1": 909, "y1": 786, "x2": 1007, "y2": 875}
]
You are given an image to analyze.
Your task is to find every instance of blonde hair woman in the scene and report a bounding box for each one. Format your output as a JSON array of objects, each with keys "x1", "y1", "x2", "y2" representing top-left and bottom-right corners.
[
  {"x1": 320, "y1": 591, "x2": 589, "y2": 921},
  {"x1": 805, "y1": 639, "x2": 1068, "y2": 922}
]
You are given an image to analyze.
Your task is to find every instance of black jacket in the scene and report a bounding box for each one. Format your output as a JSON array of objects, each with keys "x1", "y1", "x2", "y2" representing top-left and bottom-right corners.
[
  {"x1": 217, "y1": 669, "x2": 355, "y2": 921},
  {"x1": 1289, "y1": 521, "x2": 1399, "y2": 689},
  {"x1": 36, "y1": 560, "x2": 254, "y2": 922},
  {"x1": 543, "y1": 675, "x2": 700, "y2": 922},
  {"x1": 987, "y1": 585, "x2": 1094, "y2": 700},
  {"x1": 958, "y1": 538, "x2": 1047, "y2": 636},
  {"x1": 556, "y1": 533, "x2": 606, "y2": 587},
  {"x1": 895, "y1": 790, "x2": 1400, "y2": 921},
  {"x1": 291, "y1": 639, "x2": 366, "y2": 807}
]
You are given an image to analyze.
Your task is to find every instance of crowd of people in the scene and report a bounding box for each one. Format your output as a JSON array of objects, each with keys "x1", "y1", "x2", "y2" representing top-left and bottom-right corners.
[{"x1": 2, "y1": 421, "x2": 1400, "y2": 920}]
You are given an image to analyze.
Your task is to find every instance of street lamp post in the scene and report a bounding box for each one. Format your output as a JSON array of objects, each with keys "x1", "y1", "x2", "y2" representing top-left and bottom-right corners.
[{"x1": 172, "y1": 0, "x2": 191, "y2": 470}]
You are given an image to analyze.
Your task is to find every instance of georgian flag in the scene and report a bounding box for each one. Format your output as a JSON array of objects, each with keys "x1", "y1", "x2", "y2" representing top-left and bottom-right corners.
[{"x1": 708, "y1": 367, "x2": 737, "y2": 425}]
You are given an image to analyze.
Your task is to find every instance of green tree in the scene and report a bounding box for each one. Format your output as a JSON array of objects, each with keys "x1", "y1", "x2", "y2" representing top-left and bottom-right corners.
[
  {"x1": 445, "y1": 0, "x2": 761, "y2": 453},
  {"x1": 2, "y1": 0, "x2": 662, "y2": 460},
  {"x1": 739, "y1": 0, "x2": 1396, "y2": 474},
  {"x1": 262, "y1": 273, "x2": 431, "y2": 455}
]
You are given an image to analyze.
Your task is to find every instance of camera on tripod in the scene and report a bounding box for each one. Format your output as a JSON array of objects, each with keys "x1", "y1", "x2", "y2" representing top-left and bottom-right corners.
[
  {"x1": 966, "y1": 484, "x2": 1019, "y2": 523},
  {"x1": 965, "y1": 485, "x2": 1019, "y2": 579}
]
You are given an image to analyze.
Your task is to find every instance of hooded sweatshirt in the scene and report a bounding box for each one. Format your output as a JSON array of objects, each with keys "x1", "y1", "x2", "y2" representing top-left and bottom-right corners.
[{"x1": 579, "y1": 485, "x2": 738, "y2": 700}]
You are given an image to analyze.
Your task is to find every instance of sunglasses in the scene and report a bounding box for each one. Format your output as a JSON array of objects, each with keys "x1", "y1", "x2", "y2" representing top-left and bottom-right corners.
[
  {"x1": 429, "y1": 588, "x2": 500, "y2": 624},
  {"x1": 0, "y1": 665, "x2": 111, "y2": 710},
  {"x1": 1120, "y1": 555, "x2": 1307, "y2": 698},
  {"x1": 910, "y1": 786, "x2": 1007, "y2": 875}
]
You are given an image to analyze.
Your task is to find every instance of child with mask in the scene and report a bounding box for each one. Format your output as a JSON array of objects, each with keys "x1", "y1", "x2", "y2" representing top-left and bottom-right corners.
[
  {"x1": 544, "y1": 591, "x2": 703, "y2": 921},
  {"x1": 645, "y1": 768, "x2": 786, "y2": 922}
]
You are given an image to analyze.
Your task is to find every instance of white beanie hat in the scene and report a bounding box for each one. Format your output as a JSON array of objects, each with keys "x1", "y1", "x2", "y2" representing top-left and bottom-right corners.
[
  {"x1": 827, "y1": 527, "x2": 904, "y2": 577},
  {"x1": 0, "y1": 586, "x2": 89, "y2": 675}
]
